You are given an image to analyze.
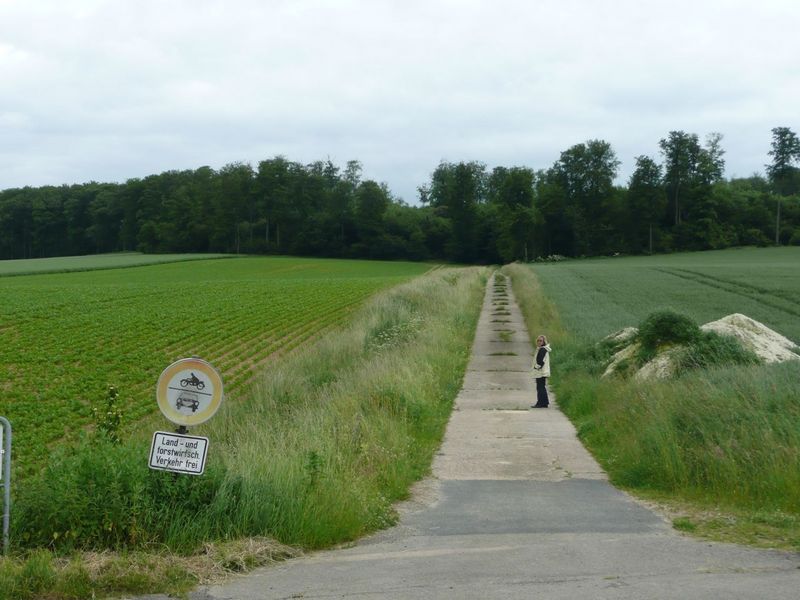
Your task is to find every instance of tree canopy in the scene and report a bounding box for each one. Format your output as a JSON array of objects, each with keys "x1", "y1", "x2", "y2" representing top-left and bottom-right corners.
[{"x1": 1, "y1": 128, "x2": 799, "y2": 263}]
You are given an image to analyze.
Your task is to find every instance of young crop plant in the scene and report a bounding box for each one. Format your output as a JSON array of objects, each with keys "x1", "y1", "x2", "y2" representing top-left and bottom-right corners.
[{"x1": 0, "y1": 256, "x2": 433, "y2": 478}]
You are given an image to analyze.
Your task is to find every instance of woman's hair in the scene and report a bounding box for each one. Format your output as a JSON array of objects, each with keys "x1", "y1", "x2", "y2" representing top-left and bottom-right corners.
[{"x1": 537, "y1": 334, "x2": 548, "y2": 345}]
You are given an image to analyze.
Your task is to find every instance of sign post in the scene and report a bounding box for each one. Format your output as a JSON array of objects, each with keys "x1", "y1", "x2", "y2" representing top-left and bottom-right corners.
[
  {"x1": 150, "y1": 358, "x2": 223, "y2": 476},
  {"x1": 0, "y1": 416, "x2": 11, "y2": 554}
]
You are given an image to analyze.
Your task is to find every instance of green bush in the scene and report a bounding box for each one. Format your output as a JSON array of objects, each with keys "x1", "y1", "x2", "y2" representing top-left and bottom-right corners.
[
  {"x1": 638, "y1": 310, "x2": 700, "y2": 353},
  {"x1": 12, "y1": 436, "x2": 227, "y2": 552}
]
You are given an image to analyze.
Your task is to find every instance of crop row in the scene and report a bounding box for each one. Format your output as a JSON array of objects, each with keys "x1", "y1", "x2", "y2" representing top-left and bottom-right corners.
[{"x1": 0, "y1": 258, "x2": 430, "y2": 478}]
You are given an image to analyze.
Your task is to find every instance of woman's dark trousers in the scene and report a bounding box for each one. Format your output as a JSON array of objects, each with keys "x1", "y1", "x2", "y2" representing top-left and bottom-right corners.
[{"x1": 535, "y1": 377, "x2": 549, "y2": 407}]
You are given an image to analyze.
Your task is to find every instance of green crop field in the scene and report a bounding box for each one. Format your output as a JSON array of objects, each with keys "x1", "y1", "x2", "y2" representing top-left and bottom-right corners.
[
  {"x1": 511, "y1": 249, "x2": 800, "y2": 550},
  {"x1": 530, "y1": 247, "x2": 800, "y2": 343},
  {"x1": 0, "y1": 252, "x2": 231, "y2": 277},
  {"x1": 0, "y1": 256, "x2": 434, "y2": 477}
]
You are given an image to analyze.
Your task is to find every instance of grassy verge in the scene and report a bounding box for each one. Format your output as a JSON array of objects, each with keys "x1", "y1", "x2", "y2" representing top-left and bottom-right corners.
[
  {"x1": 5, "y1": 266, "x2": 487, "y2": 597},
  {"x1": 0, "y1": 540, "x2": 296, "y2": 600},
  {"x1": 504, "y1": 262, "x2": 800, "y2": 551}
]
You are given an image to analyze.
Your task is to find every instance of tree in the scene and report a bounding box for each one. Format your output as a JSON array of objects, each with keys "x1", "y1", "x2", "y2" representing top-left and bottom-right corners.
[
  {"x1": 659, "y1": 131, "x2": 701, "y2": 226},
  {"x1": 88, "y1": 186, "x2": 123, "y2": 253},
  {"x1": 425, "y1": 161, "x2": 486, "y2": 262},
  {"x1": 488, "y1": 166, "x2": 536, "y2": 261},
  {"x1": 659, "y1": 131, "x2": 726, "y2": 250},
  {"x1": 533, "y1": 172, "x2": 569, "y2": 257},
  {"x1": 354, "y1": 180, "x2": 388, "y2": 255},
  {"x1": 698, "y1": 132, "x2": 726, "y2": 184},
  {"x1": 255, "y1": 157, "x2": 292, "y2": 250},
  {"x1": 627, "y1": 156, "x2": 665, "y2": 253},
  {"x1": 766, "y1": 126, "x2": 800, "y2": 244},
  {"x1": 549, "y1": 140, "x2": 620, "y2": 255},
  {"x1": 213, "y1": 162, "x2": 255, "y2": 253}
]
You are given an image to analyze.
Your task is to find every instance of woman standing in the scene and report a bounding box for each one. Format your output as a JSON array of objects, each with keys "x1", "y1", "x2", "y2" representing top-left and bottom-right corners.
[{"x1": 531, "y1": 335, "x2": 551, "y2": 408}]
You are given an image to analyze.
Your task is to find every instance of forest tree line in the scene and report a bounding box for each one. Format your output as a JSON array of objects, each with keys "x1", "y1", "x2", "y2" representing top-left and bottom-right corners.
[{"x1": 1, "y1": 127, "x2": 799, "y2": 263}]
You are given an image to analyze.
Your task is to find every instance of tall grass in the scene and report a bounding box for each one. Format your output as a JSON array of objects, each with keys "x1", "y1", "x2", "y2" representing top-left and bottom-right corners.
[
  {"x1": 505, "y1": 263, "x2": 800, "y2": 547},
  {"x1": 555, "y1": 365, "x2": 800, "y2": 511},
  {"x1": 12, "y1": 266, "x2": 487, "y2": 554},
  {"x1": 199, "y1": 267, "x2": 486, "y2": 547},
  {"x1": 502, "y1": 263, "x2": 567, "y2": 346}
]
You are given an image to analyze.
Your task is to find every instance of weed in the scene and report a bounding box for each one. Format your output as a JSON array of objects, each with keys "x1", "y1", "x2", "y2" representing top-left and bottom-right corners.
[
  {"x1": 92, "y1": 385, "x2": 124, "y2": 445},
  {"x1": 672, "y1": 517, "x2": 697, "y2": 532}
]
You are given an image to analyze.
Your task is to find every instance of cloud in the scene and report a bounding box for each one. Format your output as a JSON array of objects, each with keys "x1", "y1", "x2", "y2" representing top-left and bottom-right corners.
[{"x1": 1, "y1": 0, "x2": 799, "y2": 202}]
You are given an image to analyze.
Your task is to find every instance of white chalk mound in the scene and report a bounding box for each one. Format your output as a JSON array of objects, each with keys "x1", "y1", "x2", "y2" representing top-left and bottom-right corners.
[
  {"x1": 602, "y1": 341, "x2": 639, "y2": 378},
  {"x1": 634, "y1": 348, "x2": 682, "y2": 381},
  {"x1": 700, "y1": 313, "x2": 800, "y2": 364},
  {"x1": 604, "y1": 326, "x2": 638, "y2": 347},
  {"x1": 601, "y1": 313, "x2": 799, "y2": 381}
]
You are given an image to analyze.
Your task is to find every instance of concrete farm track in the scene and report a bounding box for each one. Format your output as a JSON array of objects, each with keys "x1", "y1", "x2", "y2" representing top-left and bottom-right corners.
[{"x1": 143, "y1": 273, "x2": 800, "y2": 599}]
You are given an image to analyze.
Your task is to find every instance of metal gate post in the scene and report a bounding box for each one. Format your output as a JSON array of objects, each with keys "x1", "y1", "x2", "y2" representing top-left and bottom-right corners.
[{"x1": 0, "y1": 416, "x2": 10, "y2": 555}]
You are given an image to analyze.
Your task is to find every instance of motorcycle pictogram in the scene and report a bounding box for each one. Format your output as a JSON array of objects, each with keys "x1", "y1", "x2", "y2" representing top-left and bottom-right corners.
[{"x1": 179, "y1": 372, "x2": 206, "y2": 390}]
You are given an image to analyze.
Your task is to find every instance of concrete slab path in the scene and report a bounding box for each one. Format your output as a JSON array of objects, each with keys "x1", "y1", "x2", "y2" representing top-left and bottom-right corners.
[{"x1": 153, "y1": 273, "x2": 800, "y2": 599}]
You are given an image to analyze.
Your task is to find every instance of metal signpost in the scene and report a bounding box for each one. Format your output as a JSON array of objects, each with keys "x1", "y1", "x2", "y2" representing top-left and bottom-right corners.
[
  {"x1": 149, "y1": 358, "x2": 223, "y2": 477},
  {"x1": 0, "y1": 416, "x2": 11, "y2": 554}
]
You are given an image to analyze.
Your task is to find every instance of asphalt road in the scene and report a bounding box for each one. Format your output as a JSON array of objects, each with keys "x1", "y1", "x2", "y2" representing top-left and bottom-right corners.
[{"x1": 144, "y1": 273, "x2": 800, "y2": 599}]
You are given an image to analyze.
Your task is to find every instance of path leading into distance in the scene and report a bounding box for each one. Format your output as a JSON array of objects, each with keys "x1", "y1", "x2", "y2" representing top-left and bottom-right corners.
[{"x1": 160, "y1": 273, "x2": 800, "y2": 599}]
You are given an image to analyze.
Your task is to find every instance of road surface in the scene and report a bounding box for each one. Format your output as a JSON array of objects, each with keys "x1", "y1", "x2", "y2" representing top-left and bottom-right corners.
[{"x1": 148, "y1": 273, "x2": 800, "y2": 599}]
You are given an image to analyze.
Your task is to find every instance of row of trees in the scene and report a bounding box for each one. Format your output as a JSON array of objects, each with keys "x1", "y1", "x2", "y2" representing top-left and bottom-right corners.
[
  {"x1": 419, "y1": 127, "x2": 800, "y2": 261},
  {"x1": 1, "y1": 128, "x2": 799, "y2": 263}
]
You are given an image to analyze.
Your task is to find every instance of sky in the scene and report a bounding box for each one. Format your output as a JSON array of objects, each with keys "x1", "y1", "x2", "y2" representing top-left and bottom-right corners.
[{"x1": 1, "y1": 0, "x2": 798, "y2": 204}]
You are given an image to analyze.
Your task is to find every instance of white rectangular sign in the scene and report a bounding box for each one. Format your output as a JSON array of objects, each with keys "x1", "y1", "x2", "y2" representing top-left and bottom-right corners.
[{"x1": 148, "y1": 431, "x2": 209, "y2": 475}]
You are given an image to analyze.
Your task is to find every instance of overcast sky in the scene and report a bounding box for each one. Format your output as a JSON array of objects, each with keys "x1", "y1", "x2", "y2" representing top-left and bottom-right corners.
[{"x1": 1, "y1": 0, "x2": 798, "y2": 203}]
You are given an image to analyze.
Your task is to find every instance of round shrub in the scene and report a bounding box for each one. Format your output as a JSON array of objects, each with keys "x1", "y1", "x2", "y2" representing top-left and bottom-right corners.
[{"x1": 637, "y1": 310, "x2": 701, "y2": 356}]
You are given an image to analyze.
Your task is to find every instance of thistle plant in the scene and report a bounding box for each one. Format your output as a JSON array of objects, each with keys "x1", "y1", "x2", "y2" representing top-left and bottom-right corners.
[{"x1": 93, "y1": 385, "x2": 124, "y2": 445}]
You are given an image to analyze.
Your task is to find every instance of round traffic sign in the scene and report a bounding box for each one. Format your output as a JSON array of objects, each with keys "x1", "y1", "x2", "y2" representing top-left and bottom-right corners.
[{"x1": 156, "y1": 358, "x2": 224, "y2": 426}]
